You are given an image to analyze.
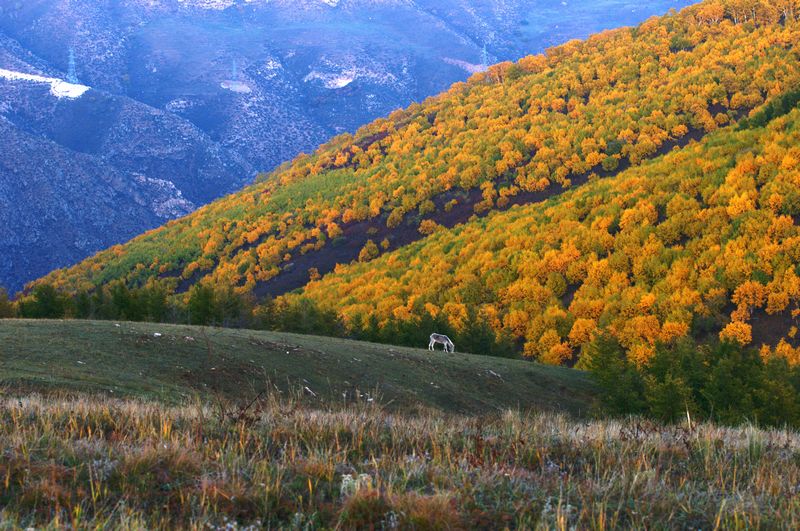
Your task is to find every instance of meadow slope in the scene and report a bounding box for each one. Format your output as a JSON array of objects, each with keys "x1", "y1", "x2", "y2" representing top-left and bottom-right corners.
[{"x1": 0, "y1": 319, "x2": 594, "y2": 415}]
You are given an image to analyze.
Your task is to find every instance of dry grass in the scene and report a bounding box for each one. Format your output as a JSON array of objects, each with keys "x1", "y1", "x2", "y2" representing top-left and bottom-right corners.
[{"x1": 2, "y1": 391, "x2": 800, "y2": 529}]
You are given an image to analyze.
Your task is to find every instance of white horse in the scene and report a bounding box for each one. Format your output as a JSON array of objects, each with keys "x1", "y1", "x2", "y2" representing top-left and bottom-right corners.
[{"x1": 429, "y1": 333, "x2": 455, "y2": 353}]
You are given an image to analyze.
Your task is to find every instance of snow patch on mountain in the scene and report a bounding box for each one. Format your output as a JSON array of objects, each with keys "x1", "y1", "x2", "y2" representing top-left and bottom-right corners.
[{"x1": 0, "y1": 68, "x2": 89, "y2": 99}]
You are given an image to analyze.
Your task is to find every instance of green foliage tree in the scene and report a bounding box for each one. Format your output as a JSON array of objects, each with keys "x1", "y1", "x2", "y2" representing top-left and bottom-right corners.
[
  {"x1": 143, "y1": 284, "x2": 169, "y2": 323},
  {"x1": 74, "y1": 291, "x2": 92, "y2": 319},
  {"x1": 20, "y1": 284, "x2": 65, "y2": 319},
  {"x1": 216, "y1": 287, "x2": 252, "y2": 327},
  {"x1": 585, "y1": 334, "x2": 646, "y2": 416},
  {"x1": 643, "y1": 339, "x2": 706, "y2": 422},
  {"x1": 188, "y1": 284, "x2": 216, "y2": 326},
  {"x1": 758, "y1": 357, "x2": 800, "y2": 427},
  {"x1": 254, "y1": 296, "x2": 278, "y2": 330},
  {"x1": 91, "y1": 288, "x2": 115, "y2": 320},
  {"x1": 272, "y1": 298, "x2": 343, "y2": 337},
  {"x1": 0, "y1": 288, "x2": 15, "y2": 318},
  {"x1": 591, "y1": 337, "x2": 800, "y2": 428},
  {"x1": 702, "y1": 342, "x2": 773, "y2": 426},
  {"x1": 110, "y1": 282, "x2": 144, "y2": 321},
  {"x1": 644, "y1": 373, "x2": 695, "y2": 424},
  {"x1": 357, "y1": 314, "x2": 384, "y2": 344},
  {"x1": 458, "y1": 310, "x2": 516, "y2": 358}
]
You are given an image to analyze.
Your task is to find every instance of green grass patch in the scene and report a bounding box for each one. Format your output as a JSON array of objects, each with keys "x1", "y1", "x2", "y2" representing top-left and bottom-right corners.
[{"x1": 0, "y1": 319, "x2": 594, "y2": 416}]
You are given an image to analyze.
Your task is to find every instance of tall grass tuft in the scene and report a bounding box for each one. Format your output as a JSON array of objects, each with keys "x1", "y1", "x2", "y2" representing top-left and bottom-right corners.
[{"x1": 2, "y1": 392, "x2": 800, "y2": 528}]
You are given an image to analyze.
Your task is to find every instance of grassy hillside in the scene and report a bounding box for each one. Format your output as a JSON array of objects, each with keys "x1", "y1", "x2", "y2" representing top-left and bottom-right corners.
[
  {"x1": 3, "y1": 392, "x2": 800, "y2": 528},
  {"x1": 31, "y1": 0, "x2": 800, "y2": 301},
  {"x1": 0, "y1": 319, "x2": 594, "y2": 415}
]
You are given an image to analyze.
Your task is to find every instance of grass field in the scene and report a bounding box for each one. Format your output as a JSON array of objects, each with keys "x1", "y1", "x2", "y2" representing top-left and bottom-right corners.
[
  {"x1": 0, "y1": 319, "x2": 594, "y2": 416},
  {"x1": 3, "y1": 393, "x2": 800, "y2": 528},
  {"x1": 3, "y1": 320, "x2": 800, "y2": 528}
]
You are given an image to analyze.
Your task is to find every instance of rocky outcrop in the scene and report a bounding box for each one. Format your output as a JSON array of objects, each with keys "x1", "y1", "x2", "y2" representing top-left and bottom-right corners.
[{"x1": 0, "y1": 117, "x2": 167, "y2": 290}]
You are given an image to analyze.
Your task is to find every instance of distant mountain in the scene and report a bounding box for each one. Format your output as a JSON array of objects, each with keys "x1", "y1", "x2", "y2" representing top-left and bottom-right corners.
[{"x1": 0, "y1": 0, "x2": 692, "y2": 292}]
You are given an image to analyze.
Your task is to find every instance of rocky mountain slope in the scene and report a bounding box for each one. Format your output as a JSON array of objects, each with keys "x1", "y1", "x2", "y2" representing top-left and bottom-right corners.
[
  {"x1": 0, "y1": 0, "x2": 691, "y2": 292},
  {"x1": 0, "y1": 43, "x2": 252, "y2": 290}
]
